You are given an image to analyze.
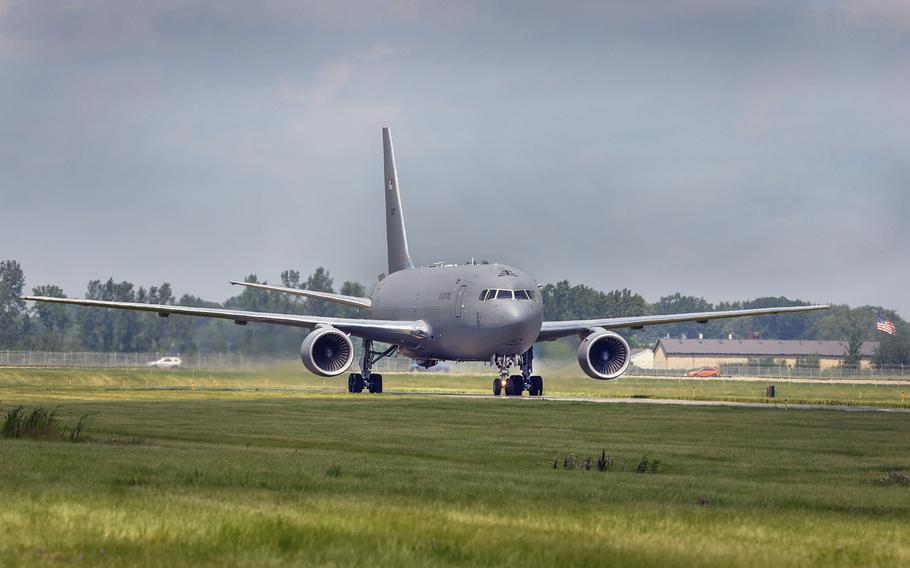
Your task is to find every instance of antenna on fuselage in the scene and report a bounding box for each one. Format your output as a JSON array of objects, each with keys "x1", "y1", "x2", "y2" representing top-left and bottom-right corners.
[{"x1": 382, "y1": 127, "x2": 414, "y2": 274}]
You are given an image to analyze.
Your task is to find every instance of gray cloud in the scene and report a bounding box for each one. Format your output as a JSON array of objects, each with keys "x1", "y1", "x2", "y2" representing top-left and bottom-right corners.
[{"x1": 1, "y1": 1, "x2": 907, "y2": 316}]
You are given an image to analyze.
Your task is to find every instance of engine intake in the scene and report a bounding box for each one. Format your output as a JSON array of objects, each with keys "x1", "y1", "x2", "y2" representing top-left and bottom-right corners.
[
  {"x1": 300, "y1": 327, "x2": 354, "y2": 376},
  {"x1": 578, "y1": 329, "x2": 630, "y2": 380}
]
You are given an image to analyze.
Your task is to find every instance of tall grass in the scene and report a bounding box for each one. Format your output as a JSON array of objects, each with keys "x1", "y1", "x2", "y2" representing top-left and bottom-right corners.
[{"x1": 1, "y1": 406, "x2": 90, "y2": 442}]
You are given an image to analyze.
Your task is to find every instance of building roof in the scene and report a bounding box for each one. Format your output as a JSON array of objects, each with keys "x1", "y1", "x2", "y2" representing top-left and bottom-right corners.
[{"x1": 655, "y1": 339, "x2": 878, "y2": 358}]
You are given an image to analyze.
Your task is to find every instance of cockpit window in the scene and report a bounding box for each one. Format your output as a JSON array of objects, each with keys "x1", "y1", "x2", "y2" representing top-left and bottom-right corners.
[
  {"x1": 514, "y1": 289, "x2": 529, "y2": 300},
  {"x1": 526, "y1": 289, "x2": 536, "y2": 301},
  {"x1": 496, "y1": 289, "x2": 513, "y2": 300},
  {"x1": 479, "y1": 290, "x2": 488, "y2": 301}
]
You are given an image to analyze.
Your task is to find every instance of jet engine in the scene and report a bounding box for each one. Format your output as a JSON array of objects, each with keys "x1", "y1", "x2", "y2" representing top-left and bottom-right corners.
[
  {"x1": 300, "y1": 327, "x2": 354, "y2": 376},
  {"x1": 578, "y1": 329, "x2": 631, "y2": 380}
]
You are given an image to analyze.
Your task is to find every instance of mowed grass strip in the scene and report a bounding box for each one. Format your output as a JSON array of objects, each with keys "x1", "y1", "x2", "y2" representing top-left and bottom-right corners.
[{"x1": 0, "y1": 389, "x2": 908, "y2": 566}]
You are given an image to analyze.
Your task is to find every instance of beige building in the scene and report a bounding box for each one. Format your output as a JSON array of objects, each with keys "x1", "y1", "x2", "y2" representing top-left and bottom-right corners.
[
  {"x1": 630, "y1": 348, "x2": 654, "y2": 369},
  {"x1": 653, "y1": 339, "x2": 877, "y2": 370}
]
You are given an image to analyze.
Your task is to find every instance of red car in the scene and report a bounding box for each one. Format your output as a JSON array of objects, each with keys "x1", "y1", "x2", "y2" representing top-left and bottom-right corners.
[{"x1": 686, "y1": 367, "x2": 719, "y2": 378}]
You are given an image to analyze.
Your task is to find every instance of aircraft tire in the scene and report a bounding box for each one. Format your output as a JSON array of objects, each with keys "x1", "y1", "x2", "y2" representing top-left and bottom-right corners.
[
  {"x1": 370, "y1": 373, "x2": 383, "y2": 394},
  {"x1": 492, "y1": 378, "x2": 502, "y2": 396},
  {"x1": 507, "y1": 375, "x2": 523, "y2": 396},
  {"x1": 352, "y1": 374, "x2": 365, "y2": 393},
  {"x1": 347, "y1": 373, "x2": 357, "y2": 393},
  {"x1": 530, "y1": 375, "x2": 543, "y2": 396}
]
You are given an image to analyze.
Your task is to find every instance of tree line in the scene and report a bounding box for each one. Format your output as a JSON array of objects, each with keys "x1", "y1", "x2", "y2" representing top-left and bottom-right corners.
[
  {"x1": 1, "y1": 259, "x2": 907, "y2": 365},
  {"x1": 539, "y1": 282, "x2": 908, "y2": 366}
]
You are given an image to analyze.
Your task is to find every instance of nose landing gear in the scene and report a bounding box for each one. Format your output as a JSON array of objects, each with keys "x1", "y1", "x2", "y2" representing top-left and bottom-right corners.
[{"x1": 492, "y1": 348, "x2": 543, "y2": 397}]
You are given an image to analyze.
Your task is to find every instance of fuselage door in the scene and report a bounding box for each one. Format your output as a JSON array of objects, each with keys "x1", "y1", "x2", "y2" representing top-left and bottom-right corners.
[{"x1": 454, "y1": 284, "x2": 467, "y2": 319}]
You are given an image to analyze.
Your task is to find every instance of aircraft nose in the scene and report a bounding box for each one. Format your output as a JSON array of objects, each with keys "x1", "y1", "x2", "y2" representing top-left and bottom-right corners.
[{"x1": 499, "y1": 301, "x2": 542, "y2": 336}]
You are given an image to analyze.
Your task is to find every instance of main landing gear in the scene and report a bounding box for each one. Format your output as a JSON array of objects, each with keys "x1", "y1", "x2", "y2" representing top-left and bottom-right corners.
[
  {"x1": 492, "y1": 348, "x2": 543, "y2": 397},
  {"x1": 348, "y1": 339, "x2": 397, "y2": 394}
]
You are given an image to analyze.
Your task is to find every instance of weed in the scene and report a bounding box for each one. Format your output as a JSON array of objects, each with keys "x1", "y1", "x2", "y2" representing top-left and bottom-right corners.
[
  {"x1": 325, "y1": 465, "x2": 342, "y2": 478},
  {"x1": 2, "y1": 406, "x2": 91, "y2": 442},
  {"x1": 636, "y1": 456, "x2": 661, "y2": 474},
  {"x1": 563, "y1": 454, "x2": 576, "y2": 470},
  {"x1": 597, "y1": 450, "x2": 614, "y2": 472},
  {"x1": 582, "y1": 456, "x2": 593, "y2": 470},
  {"x1": 63, "y1": 415, "x2": 91, "y2": 442},
  {"x1": 875, "y1": 471, "x2": 910, "y2": 486}
]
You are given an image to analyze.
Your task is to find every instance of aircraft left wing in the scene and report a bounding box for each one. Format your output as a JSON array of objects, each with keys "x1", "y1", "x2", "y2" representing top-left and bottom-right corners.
[
  {"x1": 21, "y1": 296, "x2": 427, "y2": 345},
  {"x1": 537, "y1": 304, "x2": 830, "y2": 342}
]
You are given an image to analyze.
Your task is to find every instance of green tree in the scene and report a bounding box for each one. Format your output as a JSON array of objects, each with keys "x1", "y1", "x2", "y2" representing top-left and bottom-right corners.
[
  {"x1": 303, "y1": 267, "x2": 337, "y2": 317},
  {"x1": 644, "y1": 293, "x2": 712, "y2": 341},
  {"x1": 280, "y1": 270, "x2": 302, "y2": 289},
  {"x1": 0, "y1": 260, "x2": 26, "y2": 348},
  {"x1": 29, "y1": 284, "x2": 69, "y2": 350},
  {"x1": 843, "y1": 330, "x2": 863, "y2": 369},
  {"x1": 338, "y1": 280, "x2": 367, "y2": 318}
]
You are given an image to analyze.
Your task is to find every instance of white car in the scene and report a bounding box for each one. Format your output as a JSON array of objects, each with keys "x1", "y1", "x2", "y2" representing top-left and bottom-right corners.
[{"x1": 146, "y1": 356, "x2": 182, "y2": 369}]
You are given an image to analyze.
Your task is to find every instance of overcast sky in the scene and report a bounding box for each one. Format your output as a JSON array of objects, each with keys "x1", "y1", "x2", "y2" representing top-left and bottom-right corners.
[{"x1": 2, "y1": 1, "x2": 908, "y2": 315}]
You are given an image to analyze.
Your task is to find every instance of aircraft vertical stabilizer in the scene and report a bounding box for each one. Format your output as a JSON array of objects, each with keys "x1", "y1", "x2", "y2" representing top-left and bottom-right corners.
[{"x1": 382, "y1": 127, "x2": 414, "y2": 273}]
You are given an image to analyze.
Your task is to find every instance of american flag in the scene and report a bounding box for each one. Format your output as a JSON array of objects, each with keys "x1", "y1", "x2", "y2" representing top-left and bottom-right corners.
[{"x1": 876, "y1": 314, "x2": 897, "y2": 336}]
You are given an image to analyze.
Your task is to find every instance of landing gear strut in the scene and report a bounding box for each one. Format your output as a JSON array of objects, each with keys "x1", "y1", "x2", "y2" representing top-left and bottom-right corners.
[
  {"x1": 492, "y1": 348, "x2": 543, "y2": 397},
  {"x1": 348, "y1": 339, "x2": 397, "y2": 394}
]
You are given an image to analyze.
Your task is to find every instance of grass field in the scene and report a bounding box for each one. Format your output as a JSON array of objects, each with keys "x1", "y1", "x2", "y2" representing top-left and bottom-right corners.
[
  {"x1": 2, "y1": 365, "x2": 909, "y2": 408},
  {"x1": 1, "y1": 368, "x2": 909, "y2": 566}
]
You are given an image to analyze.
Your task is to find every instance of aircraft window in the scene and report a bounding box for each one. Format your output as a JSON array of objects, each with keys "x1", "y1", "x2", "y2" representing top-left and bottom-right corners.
[
  {"x1": 497, "y1": 289, "x2": 513, "y2": 300},
  {"x1": 479, "y1": 290, "x2": 489, "y2": 301},
  {"x1": 526, "y1": 290, "x2": 536, "y2": 301},
  {"x1": 514, "y1": 290, "x2": 529, "y2": 300}
]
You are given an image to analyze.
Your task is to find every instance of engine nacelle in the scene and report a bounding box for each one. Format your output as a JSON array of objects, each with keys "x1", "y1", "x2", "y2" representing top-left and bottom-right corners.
[
  {"x1": 578, "y1": 329, "x2": 631, "y2": 380},
  {"x1": 300, "y1": 327, "x2": 354, "y2": 377}
]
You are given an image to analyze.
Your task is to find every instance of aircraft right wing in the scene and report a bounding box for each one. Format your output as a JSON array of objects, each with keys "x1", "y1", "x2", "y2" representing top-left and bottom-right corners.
[
  {"x1": 21, "y1": 296, "x2": 424, "y2": 346},
  {"x1": 228, "y1": 281, "x2": 372, "y2": 309},
  {"x1": 537, "y1": 304, "x2": 830, "y2": 342}
]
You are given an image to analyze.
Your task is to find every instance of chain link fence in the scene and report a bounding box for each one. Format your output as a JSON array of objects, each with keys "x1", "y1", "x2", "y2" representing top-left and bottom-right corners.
[
  {"x1": 0, "y1": 350, "x2": 491, "y2": 374},
  {"x1": 1, "y1": 350, "x2": 906, "y2": 380},
  {"x1": 628, "y1": 363, "x2": 907, "y2": 380}
]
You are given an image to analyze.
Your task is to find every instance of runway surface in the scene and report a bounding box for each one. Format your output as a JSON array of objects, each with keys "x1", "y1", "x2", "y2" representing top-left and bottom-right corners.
[
  {"x1": 388, "y1": 391, "x2": 910, "y2": 413},
  {"x1": 133, "y1": 385, "x2": 910, "y2": 413}
]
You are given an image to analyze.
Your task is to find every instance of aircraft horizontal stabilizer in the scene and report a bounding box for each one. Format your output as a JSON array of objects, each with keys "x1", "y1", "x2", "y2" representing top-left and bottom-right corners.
[{"x1": 228, "y1": 281, "x2": 372, "y2": 310}]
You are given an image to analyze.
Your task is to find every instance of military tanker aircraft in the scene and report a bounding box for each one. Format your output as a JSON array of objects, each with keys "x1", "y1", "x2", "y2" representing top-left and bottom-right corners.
[{"x1": 24, "y1": 128, "x2": 829, "y2": 396}]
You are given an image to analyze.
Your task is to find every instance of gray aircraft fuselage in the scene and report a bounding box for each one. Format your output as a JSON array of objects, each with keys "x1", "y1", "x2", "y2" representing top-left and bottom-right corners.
[{"x1": 371, "y1": 263, "x2": 542, "y2": 361}]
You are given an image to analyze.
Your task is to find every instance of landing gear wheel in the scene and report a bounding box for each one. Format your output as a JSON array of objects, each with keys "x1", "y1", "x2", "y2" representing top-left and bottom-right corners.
[
  {"x1": 507, "y1": 375, "x2": 524, "y2": 396},
  {"x1": 529, "y1": 375, "x2": 543, "y2": 396},
  {"x1": 348, "y1": 373, "x2": 364, "y2": 393},
  {"x1": 368, "y1": 373, "x2": 383, "y2": 394},
  {"x1": 493, "y1": 378, "x2": 502, "y2": 396}
]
